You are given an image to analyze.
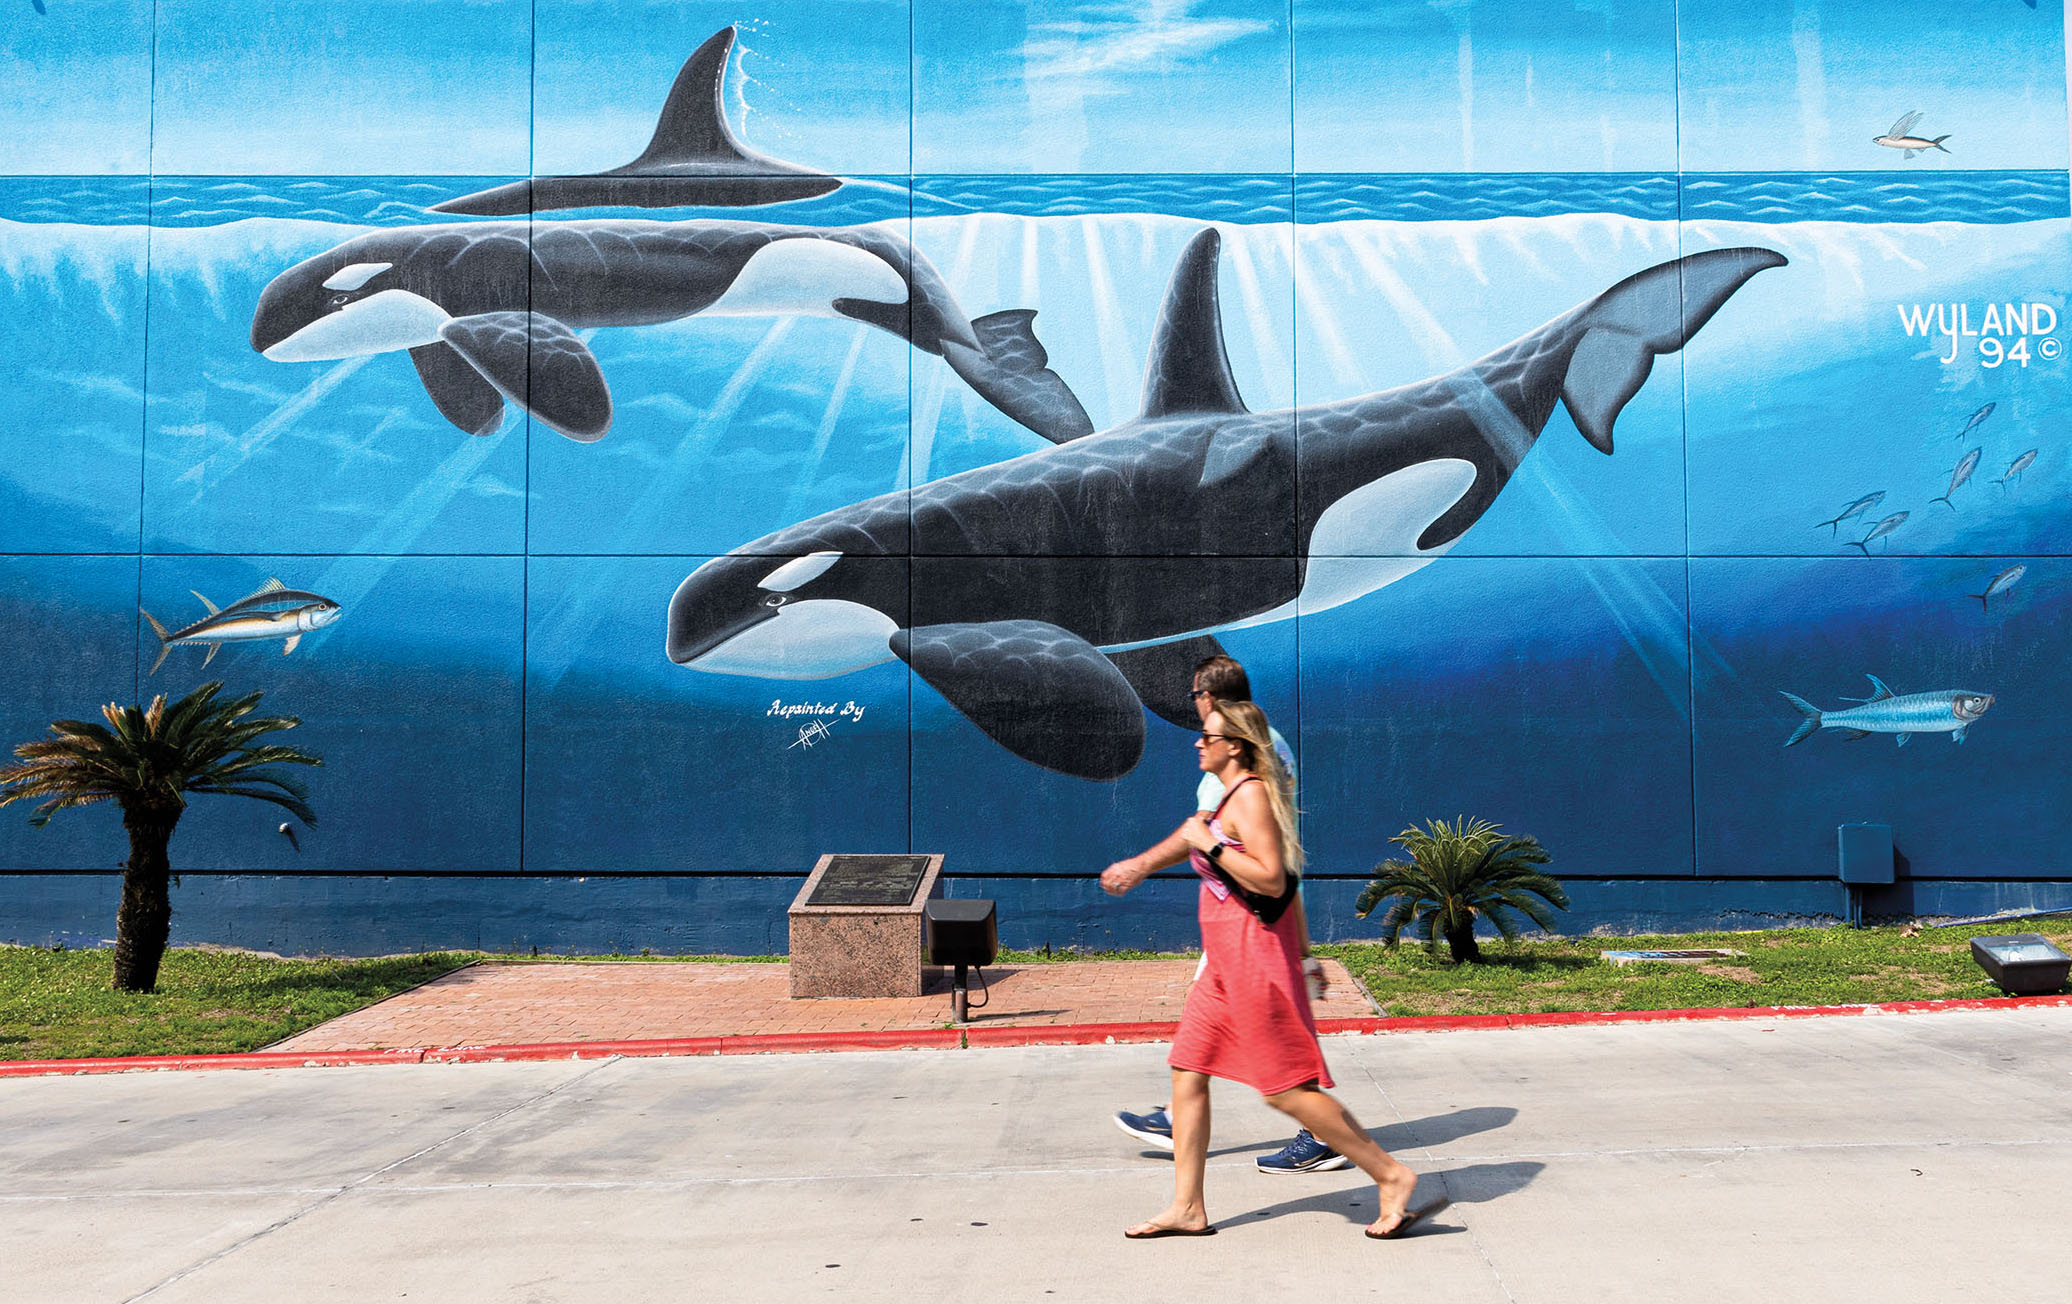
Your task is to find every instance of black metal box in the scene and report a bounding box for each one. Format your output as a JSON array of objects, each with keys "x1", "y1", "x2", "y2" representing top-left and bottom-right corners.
[{"x1": 924, "y1": 899, "x2": 998, "y2": 968}]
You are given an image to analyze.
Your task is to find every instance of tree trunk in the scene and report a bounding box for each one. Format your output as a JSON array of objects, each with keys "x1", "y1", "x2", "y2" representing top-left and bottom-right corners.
[
  {"x1": 113, "y1": 802, "x2": 181, "y2": 993},
  {"x1": 1444, "y1": 919, "x2": 1481, "y2": 964}
]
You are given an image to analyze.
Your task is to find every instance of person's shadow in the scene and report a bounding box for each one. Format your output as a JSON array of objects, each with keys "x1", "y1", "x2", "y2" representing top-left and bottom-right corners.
[{"x1": 1233, "y1": 1106, "x2": 1542, "y2": 1231}]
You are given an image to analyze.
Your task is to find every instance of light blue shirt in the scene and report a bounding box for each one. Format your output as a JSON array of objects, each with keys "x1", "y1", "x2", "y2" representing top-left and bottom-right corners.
[{"x1": 1196, "y1": 724, "x2": 1295, "y2": 813}]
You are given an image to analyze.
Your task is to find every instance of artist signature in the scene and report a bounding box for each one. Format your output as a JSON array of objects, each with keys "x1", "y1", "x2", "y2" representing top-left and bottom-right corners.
[{"x1": 773, "y1": 700, "x2": 866, "y2": 752}]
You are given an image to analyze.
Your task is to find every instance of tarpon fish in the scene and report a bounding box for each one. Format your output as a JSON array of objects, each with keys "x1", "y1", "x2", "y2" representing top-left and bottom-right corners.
[
  {"x1": 1873, "y1": 111, "x2": 1951, "y2": 159},
  {"x1": 1817, "y1": 491, "x2": 1886, "y2": 536},
  {"x1": 140, "y1": 578, "x2": 342, "y2": 674},
  {"x1": 1994, "y1": 449, "x2": 2038, "y2": 485},
  {"x1": 429, "y1": 28, "x2": 840, "y2": 217},
  {"x1": 1849, "y1": 511, "x2": 1908, "y2": 553},
  {"x1": 1954, "y1": 402, "x2": 1994, "y2": 441},
  {"x1": 1933, "y1": 448, "x2": 1980, "y2": 507},
  {"x1": 1781, "y1": 675, "x2": 1993, "y2": 747},
  {"x1": 1970, "y1": 564, "x2": 2027, "y2": 613},
  {"x1": 668, "y1": 229, "x2": 1784, "y2": 778}
]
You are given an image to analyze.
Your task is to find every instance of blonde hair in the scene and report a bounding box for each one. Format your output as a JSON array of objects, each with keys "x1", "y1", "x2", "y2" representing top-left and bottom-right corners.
[{"x1": 1207, "y1": 699, "x2": 1303, "y2": 873}]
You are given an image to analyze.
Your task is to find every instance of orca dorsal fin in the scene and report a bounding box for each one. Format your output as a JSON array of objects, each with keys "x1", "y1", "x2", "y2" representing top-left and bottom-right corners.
[
  {"x1": 1139, "y1": 228, "x2": 1249, "y2": 420},
  {"x1": 625, "y1": 26, "x2": 803, "y2": 178}
]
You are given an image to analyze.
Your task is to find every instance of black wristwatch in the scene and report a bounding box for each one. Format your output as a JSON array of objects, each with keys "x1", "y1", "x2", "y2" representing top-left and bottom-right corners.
[{"x1": 1205, "y1": 843, "x2": 1224, "y2": 864}]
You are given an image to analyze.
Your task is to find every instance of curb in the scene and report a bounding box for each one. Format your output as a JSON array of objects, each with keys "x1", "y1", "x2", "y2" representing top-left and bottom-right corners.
[{"x1": 6, "y1": 991, "x2": 2072, "y2": 1079}]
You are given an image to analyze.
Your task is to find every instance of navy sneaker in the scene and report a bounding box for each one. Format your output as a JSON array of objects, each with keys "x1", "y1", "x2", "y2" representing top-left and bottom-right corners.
[
  {"x1": 1114, "y1": 1106, "x2": 1175, "y2": 1151},
  {"x1": 1255, "y1": 1129, "x2": 1352, "y2": 1173}
]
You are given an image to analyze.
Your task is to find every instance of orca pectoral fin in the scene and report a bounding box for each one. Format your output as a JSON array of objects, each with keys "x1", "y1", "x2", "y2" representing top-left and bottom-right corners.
[
  {"x1": 894, "y1": 620, "x2": 1145, "y2": 780},
  {"x1": 966, "y1": 309, "x2": 1097, "y2": 443},
  {"x1": 410, "y1": 342, "x2": 507, "y2": 437},
  {"x1": 1561, "y1": 247, "x2": 1786, "y2": 452},
  {"x1": 1106, "y1": 636, "x2": 1230, "y2": 731},
  {"x1": 439, "y1": 313, "x2": 613, "y2": 442}
]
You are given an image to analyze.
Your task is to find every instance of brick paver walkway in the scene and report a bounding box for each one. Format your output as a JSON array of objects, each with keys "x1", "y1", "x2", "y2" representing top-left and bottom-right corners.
[{"x1": 269, "y1": 959, "x2": 1375, "y2": 1052}]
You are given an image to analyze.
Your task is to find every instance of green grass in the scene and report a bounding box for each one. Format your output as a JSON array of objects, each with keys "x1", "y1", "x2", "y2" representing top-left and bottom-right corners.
[
  {"x1": 1318, "y1": 922, "x2": 2072, "y2": 1016},
  {"x1": 0, "y1": 946, "x2": 471, "y2": 1061},
  {"x1": 7, "y1": 922, "x2": 2068, "y2": 1061}
]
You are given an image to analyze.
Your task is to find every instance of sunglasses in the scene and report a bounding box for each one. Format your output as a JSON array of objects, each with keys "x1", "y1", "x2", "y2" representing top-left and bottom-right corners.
[
  {"x1": 1197, "y1": 731, "x2": 1236, "y2": 744},
  {"x1": 1188, "y1": 688, "x2": 1214, "y2": 700}
]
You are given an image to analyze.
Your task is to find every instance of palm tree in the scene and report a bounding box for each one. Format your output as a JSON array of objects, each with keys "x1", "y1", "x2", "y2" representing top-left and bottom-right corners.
[
  {"x1": 0, "y1": 682, "x2": 320, "y2": 993},
  {"x1": 1354, "y1": 817, "x2": 1567, "y2": 963}
]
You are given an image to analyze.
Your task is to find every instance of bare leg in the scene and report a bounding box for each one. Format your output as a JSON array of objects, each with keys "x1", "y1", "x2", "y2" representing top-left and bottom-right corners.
[
  {"x1": 1126, "y1": 1069, "x2": 1213, "y2": 1235},
  {"x1": 1265, "y1": 1084, "x2": 1422, "y2": 1236}
]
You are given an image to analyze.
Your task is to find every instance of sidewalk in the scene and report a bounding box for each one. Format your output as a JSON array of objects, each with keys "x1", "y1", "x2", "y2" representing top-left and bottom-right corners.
[
  {"x1": 266, "y1": 958, "x2": 1377, "y2": 1054},
  {"x1": 5, "y1": 1004, "x2": 2068, "y2": 1302}
]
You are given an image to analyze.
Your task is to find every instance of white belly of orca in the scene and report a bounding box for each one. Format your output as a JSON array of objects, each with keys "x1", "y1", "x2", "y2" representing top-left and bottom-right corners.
[
  {"x1": 261, "y1": 289, "x2": 453, "y2": 361},
  {"x1": 1101, "y1": 458, "x2": 1480, "y2": 650},
  {"x1": 702, "y1": 238, "x2": 910, "y2": 319},
  {"x1": 688, "y1": 600, "x2": 898, "y2": 679}
]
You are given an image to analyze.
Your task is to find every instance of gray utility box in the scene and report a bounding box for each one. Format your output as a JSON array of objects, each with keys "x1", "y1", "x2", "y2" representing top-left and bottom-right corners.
[{"x1": 1969, "y1": 934, "x2": 2072, "y2": 996}]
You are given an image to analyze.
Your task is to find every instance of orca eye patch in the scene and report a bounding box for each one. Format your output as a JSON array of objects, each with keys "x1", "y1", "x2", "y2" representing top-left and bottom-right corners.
[
  {"x1": 322, "y1": 261, "x2": 394, "y2": 292},
  {"x1": 757, "y1": 551, "x2": 842, "y2": 593}
]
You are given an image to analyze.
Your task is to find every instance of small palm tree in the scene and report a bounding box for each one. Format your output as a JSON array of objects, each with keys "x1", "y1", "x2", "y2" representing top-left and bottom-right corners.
[
  {"x1": 0, "y1": 683, "x2": 320, "y2": 993},
  {"x1": 1354, "y1": 817, "x2": 1567, "y2": 963}
]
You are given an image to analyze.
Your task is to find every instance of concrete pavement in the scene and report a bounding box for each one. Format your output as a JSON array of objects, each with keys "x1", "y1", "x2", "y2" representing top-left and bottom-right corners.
[{"x1": 5, "y1": 1005, "x2": 2071, "y2": 1303}]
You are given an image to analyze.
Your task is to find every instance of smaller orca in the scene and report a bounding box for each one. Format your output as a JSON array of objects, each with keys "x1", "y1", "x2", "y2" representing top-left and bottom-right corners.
[{"x1": 431, "y1": 28, "x2": 840, "y2": 217}]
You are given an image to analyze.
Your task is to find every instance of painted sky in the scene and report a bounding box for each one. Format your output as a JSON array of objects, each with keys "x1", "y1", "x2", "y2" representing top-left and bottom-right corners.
[{"x1": 6, "y1": 0, "x2": 2064, "y2": 175}]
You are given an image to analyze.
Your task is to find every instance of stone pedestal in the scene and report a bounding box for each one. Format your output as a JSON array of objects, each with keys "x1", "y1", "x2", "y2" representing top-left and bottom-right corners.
[{"x1": 788, "y1": 853, "x2": 945, "y2": 998}]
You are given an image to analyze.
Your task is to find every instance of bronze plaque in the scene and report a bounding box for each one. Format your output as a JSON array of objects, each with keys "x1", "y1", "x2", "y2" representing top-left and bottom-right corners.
[{"x1": 805, "y1": 854, "x2": 932, "y2": 908}]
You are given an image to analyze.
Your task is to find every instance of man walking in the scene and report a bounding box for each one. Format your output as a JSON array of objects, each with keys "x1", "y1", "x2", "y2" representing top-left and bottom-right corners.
[{"x1": 1099, "y1": 654, "x2": 1348, "y2": 1174}]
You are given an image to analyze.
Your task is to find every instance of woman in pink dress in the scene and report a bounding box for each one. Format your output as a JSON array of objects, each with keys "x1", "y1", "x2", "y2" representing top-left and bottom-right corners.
[{"x1": 1123, "y1": 700, "x2": 1448, "y2": 1242}]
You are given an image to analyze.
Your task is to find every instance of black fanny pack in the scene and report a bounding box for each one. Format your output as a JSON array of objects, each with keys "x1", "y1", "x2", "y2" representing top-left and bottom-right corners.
[{"x1": 1210, "y1": 864, "x2": 1298, "y2": 926}]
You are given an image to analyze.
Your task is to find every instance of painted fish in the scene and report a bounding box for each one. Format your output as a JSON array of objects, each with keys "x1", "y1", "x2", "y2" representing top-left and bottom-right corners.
[
  {"x1": 1781, "y1": 675, "x2": 1994, "y2": 747},
  {"x1": 1995, "y1": 449, "x2": 2038, "y2": 485},
  {"x1": 1817, "y1": 491, "x2": 1886, "y2": 536},
  {"x1": 1849, "y1": 511, "x2": 1908, "y2": 554},
  {"x1": 140, "y1": 578, "x2": 342, "y2": 674},
  {"x1": 1969, "y1": 564, "x2": 2027, "y2": 613},
  {"x1": 1954, "y1": 402, "x2": 1994, "y2": 441},
  {"x1": 1873, "y1": 111, "x2": 1951, "y2": 159},
  {"x1": 1933, "y1": 448, "x2": 1980, "y2": 508}
]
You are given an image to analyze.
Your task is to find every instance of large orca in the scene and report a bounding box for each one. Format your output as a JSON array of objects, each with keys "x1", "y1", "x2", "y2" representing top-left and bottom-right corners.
[
  {"x1": 429, "y1": 27, "x2": 842, "y2": 217},
  {"x1": 666, "y1": 230, "x2": 1786, "y2": 779},
  {"x1": 251, "y1": 219, "x2": 1093, "y2": 444}
]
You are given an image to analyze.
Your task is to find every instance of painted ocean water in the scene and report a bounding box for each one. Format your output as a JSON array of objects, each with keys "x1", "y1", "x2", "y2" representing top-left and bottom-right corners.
[{"x1": 0, "y1": 169, "x2": 2066, "y2": 910}]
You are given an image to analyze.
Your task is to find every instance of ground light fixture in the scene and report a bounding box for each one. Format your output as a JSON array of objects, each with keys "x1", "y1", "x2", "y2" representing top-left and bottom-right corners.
[
  {"x1": 1968, "y1": 934, "x2": 2072, "y2": 995},
  {"x1": 924, "y1": 898, "x2": 998, "y2": 1023}
]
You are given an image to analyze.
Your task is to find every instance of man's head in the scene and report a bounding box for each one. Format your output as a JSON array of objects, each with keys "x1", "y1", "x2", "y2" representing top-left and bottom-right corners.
[{"x1": 1190, "y1": 653, "x2": 1251, "y2": 724}]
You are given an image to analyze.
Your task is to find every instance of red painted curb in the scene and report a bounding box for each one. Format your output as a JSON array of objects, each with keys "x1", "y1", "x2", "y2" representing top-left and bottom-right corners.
[
  {"x1": 965, "y1": 1021, "x2": 1180, "y2": 1047},
  {"x1": 423, "y1": 1038, "x2": 726, "y2": 1064},
  {"x1": 0, "y1": 1048, "x2": 425, "y2": 1077},
  {"x1": 720, "y1": 1029, "x2": 963, "y2": 1054}
]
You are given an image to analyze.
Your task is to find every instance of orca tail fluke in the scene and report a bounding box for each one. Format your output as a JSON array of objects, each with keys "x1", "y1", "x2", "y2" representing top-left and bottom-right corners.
[
  {"x1": 141, "y1": 609, "x2": 171, "y2": 675},
  {"x1": 1561, "y1": 247, "x2": 1787, "y2": 453},
  {"x1": 1779, "y1": 691, "x2": 1823, "y2": 747},
  {"x1": 939, "y1": 311, "x2": 1096, "y2": 444}
]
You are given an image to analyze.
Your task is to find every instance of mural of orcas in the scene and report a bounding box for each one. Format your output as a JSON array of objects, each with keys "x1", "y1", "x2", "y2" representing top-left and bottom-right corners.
[
  {"x1": 428, "y1": 26, "x2": 842, "y2": 217},
  {"x1": 666, "y1": 229, "x2": 1786, "y2": 779},
  {"x1": 250, "y1": 221, "x2": 1093, "y2": 445}
]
